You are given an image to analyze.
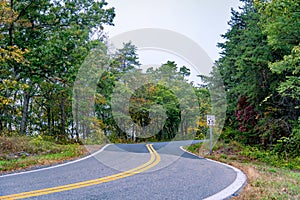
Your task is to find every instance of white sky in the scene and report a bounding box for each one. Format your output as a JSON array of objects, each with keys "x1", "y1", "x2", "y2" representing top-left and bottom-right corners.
[{"x1": 103, "y1": 0, "x2": 242, "y2": 83}]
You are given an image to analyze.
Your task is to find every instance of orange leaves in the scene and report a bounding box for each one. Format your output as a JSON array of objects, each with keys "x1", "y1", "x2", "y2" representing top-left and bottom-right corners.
[{"x1": 95, "y1": 93, "x2": 106, "y2": 104}]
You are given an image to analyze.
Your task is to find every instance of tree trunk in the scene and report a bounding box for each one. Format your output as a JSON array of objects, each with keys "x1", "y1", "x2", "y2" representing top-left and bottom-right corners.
[
  {"x1": 75, "y1": 100, "x2": 79, "y2": 141},
  {"x1": 60, "y1": 96, "x2": 66, "y2": 137},
  {"x1": 47, "y1": 105, "x2": 51, "y2": 134},
  {"x1": 20, "y1": 92, "x2": 30, "y2": 135}
]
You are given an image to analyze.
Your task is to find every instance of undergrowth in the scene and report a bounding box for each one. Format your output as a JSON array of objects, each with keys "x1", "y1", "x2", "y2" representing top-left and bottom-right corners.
[
  {"x1": 188, "y1": 140, "x2": 300, "y2": 170},
  {"x1": 0, "y1": 136, "x2": 86, "y2": 172},
  {"x1": 186, "y1": 140, "x2": 300, "y2": 200}
]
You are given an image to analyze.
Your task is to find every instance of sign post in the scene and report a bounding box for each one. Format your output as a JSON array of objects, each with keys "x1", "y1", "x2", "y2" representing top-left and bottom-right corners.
[{"x1": 207, "y1": 115, "x2": 215, "y2": 155}]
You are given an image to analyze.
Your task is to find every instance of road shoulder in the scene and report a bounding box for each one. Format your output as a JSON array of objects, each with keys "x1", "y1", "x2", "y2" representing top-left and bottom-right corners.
[{"x1": 180, "y1": 146, "x2": 247, "y2": 200}]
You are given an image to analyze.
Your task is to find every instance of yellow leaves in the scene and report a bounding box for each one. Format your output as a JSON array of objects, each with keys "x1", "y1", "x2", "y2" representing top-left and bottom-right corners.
[
  {"x1": 263, "y1": 106, "x2": 279, "y2": 117},
  {"x1": 0, "y1": 0, "x2": 30, "y2": 64},
  {"x1": 91, "y1": 118, "x2": 105, "y2": 128},
  {"x1": 89, "y1": 118, "x2": 106, "y2": 141},
  {"x1": 0, "y1": 79, "x2": 20, "y2": 109},
  {"x1": 0, "y1": 96, "x2": 14, "y2": 109},
  {"x1": 130, "y1": 97, "x2": 152, "y2": 104},
  {"x1": 95, "y1": 93, "x2": 106, "y2": 104},
  {"x1": 0, "y1": 48, "x2": 6, "y2": 63},
  {"x1": 194, "y1": 116, "x2": 209, "y2": 135},
  {"x1": 2, "y1": 98, "x2": 10, "y2": 105},
  {"x1": 21, "y1": 83, "x2": 30, "y2": 90},
  {"x1": 0, "y1": 0, "x2": 15, "y2": 24},
  {"x1": 197, "y1": 120, "x2": 207, "y2": 127},
  {"x1": 0, "y1": 46, "x2": 30, "y2": 64},
  {"x1": 0, "y1": 0, "x2": 30, "y2": 26},
  {"x1": 76, "y1": 30, "x2": 82, "y2": 35},
  {"x1": 187, "y1": 127, "x2": 196, "y2": 134},
  {"x1": 146, "y1": 83, "x2": 157, "y2": 94},
  {"x1": 2, "y1": 79, "x2": 19, "y2": 88}
]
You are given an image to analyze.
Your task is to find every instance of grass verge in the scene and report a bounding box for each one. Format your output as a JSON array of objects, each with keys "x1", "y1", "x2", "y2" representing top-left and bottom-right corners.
[
  {"x1": 0, "y1": 136, "x2": 88, "y2": 173},
  {"x1": 186, "y1": 141, "x2": 300, "y2": 200}
]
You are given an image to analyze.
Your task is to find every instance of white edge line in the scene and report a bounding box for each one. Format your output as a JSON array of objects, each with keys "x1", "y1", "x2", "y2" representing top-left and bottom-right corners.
[
  {"x1": 0, "y1": 144, "x2": 111, "y2": 178},
  {"x1": 179, "y1": 146, "x2": 247, "y2": 200}
]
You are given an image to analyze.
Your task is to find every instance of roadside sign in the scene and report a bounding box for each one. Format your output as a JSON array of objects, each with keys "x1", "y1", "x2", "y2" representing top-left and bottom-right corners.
[
  {"x1": 207, "y1": 115, "x2": 215, "y2": 126},
  {"x1": 207, "y1": 115, "x2": 215, "y2": 155}
]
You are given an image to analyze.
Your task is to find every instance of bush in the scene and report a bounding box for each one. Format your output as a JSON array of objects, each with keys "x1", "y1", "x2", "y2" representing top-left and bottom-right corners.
[
  {"x1": 107, "y1": 133, "x2": 121, "y2": 143},
  {"x1": 195, "y1": 133, "x2": 205, "y2": 140},
  {"x1": 187, "y1": 142, "x2": 202, "y2": 152},
  {"x1": 220, "y1": 127, "x2": 241, "y2": 143},
  {"x1": 0, "y1": 136, "x2": 29, "y2": 154},
  {"x1": 273, "y1": 127, "x2": 300, "y2": 159},
  {"x1": 239, "y1": 144, "x2": 299, "y2": 170}
]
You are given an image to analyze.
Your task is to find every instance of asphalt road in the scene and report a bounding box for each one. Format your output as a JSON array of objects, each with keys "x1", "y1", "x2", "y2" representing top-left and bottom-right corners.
[{"x1": 0, "y1": 141, "x2": 246, "y2": 199}]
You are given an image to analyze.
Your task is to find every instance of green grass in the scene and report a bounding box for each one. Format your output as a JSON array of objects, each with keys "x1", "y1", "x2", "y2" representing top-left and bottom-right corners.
[
  {"x1": 185, "y1": 140, "x2": 300, "y2": 200},
  {"x1": 0, "y1": 136, "x2": 86, "y2": 172}
]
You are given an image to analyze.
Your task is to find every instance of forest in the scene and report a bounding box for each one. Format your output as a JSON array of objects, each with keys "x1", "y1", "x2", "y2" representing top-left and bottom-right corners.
[
  {"x1": 0, "y1": 0, "x2": 299, "y2": 159},
  {"x1": 215, "y1": 0, "x2": 299, "y2": 158}
]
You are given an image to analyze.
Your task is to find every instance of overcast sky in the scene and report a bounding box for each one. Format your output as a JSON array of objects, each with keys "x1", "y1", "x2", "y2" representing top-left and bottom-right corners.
[{"x1": 103, "y1": 0, "x2": 242, "y2": 82}]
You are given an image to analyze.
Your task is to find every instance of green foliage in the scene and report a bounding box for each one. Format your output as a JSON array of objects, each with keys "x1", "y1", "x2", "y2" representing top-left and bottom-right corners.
[
  {"x1": 129, "y1": 82, "x2": 181, "y2": 140},
  {"x1": 270, "y1": 45, "x2": 300, "y2": 102},
  {"x1": 1, "y1": 0, "x2": 213, "y2": 144},
  {"x1": 273, "y1": 120, "x2": 300, "y2": 159},
  {"x1": 0, "y1": 0, "x2": 115, "y2": 139},
  {"x1": 107, "y1": 133, "x2": 127, "y2": 143},
  {"x1": 214, "y1": 0, "x2": 300, "y2": 158},
  {"x1": 256, "y1": 0, "x2": 300, "y2": 52},
  {"x1": 219, "y1": 127, "x2": 241, "y2": 143},
  {"x1": 96, "y1": 55, "x2": 211, "y2": 142},
  {"x1": 186, "y1": 142, "x2": 202, "y2": 152},
  {"x1": 220, "y1": 154, "x2": 227, "y2": 159},
  {"x1": 239, "y1": 145, "x2": 299, "y2": 170},
  {"x1": 194, "y1": 133, "x2": 205, "y2": 140}
]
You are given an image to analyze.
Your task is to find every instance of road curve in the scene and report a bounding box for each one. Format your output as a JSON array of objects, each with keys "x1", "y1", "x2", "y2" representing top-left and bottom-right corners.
[{"x1": 0, "y1": 141, "x2": 246, "y2": 199}]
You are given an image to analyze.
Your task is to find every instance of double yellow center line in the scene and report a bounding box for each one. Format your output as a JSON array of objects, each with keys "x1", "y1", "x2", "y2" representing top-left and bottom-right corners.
[{"x1": 0, "y1": 144, "x2": 160, "y2": 200}]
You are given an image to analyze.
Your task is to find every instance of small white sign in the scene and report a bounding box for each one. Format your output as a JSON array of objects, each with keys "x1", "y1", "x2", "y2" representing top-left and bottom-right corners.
[{"x1": 207, "y1": 115, "x2": 215, "y2": 126}]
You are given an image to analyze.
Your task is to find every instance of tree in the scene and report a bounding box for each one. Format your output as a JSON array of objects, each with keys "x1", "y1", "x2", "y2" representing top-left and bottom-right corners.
[
  {"x1": 214, "y1": 0, "x2": 299, "y2": 149},
  {"x1": 257, "y1": 0, "x2": 300, "y2": 112},
  {"x1": 0, "y1": 0, "x2": 29, "y2": 133},
  {"x1": 96, "y1": 55, "x2": 210, "y2": 142},
  {"x1": 216, "y1": 1, "x2": 272, "y2": 140},
  {"x1": 256, "y1": 0, "x2": 300, "y2": 151},
  {"x1": 95, "y1": 42, "x2": 140, "y2": 140},
  {"x1": 0, "y1": 0, "x2": 115, "y2": 138},
  {"x1": 109, "y1": 41, "x2": 140, "y2": 78}
]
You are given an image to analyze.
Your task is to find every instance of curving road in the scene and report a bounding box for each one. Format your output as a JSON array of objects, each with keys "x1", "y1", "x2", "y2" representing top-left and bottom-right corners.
[{"x1": 0, "y1": 141, "x2": 246, "y2": 199}]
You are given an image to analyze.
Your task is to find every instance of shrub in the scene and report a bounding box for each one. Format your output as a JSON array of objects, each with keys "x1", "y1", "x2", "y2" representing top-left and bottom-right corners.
[
  {"x1": 273, "y1": 127, "x2": 300, "y2": 159},
  {"x1": 219, "y1": 127, "x2": 241, "y2": 143}
]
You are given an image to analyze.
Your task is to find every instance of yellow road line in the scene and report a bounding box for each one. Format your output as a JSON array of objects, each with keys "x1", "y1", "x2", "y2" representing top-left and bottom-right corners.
[{"x1": 0, "y1": 144, "x2": 160, "y2": 200}]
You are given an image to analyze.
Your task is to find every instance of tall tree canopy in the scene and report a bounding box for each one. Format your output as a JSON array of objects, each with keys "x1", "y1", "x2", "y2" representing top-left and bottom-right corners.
[
  {"x1": 0, "y1": 0, "x2": 115, "y2": 138},
  {"x1": 214, "y1": 0, "x2": 299, "y2": 155}
]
